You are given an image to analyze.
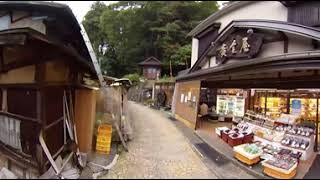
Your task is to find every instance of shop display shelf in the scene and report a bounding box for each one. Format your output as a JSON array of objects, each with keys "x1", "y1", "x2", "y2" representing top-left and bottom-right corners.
[
  {"x1": 233, "y1": 144, "x2": 263, "y2": 166},
  {"x1": 254, "y1": 136, "x2": 314, "y2": 161},
  {"x1": 262, "y1": 164, "x2": 297, "y2": 179},
  {"x1": 261, "y1": 159, "x2": 298, "y2": 179},
  {"x1": 285, "y1": 133, "x2": 315, "y2": 141}
]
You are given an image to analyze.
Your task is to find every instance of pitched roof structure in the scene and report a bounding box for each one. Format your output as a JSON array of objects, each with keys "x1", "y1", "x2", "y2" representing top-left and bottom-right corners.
[
  {"x1": 139, "y1": 56, "x2": 162, "y2": 66},
  {"x1": 188, "y1": 19, "x2": 320, "y2": 73},
  {"x1": 0, "y1": 1, "x2": 100, "y2": 78},
  {"x1": 187, "y1": 1, "x2": 255, "y2": 37}
]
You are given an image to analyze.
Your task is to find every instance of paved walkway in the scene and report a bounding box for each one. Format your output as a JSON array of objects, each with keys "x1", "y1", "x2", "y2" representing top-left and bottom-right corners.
[{"x1": 101, "y1": 102, "x2": 217, "y2": 179}]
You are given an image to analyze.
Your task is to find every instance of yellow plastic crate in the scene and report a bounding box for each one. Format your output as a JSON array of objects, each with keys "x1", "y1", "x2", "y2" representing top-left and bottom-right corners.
[
  {"x1": 96, "y1": 124, "x2": 112, "y2": 154},
  {"x1": 96, "y1": 146, "x2": 110, "y2": 151},
  {"x1": 97, "y1": 139, "x2": 111, "y2": 146},
  {"x1": 96, "y1": 145, "x2": 111, "y2": 151},
  {"x1": 97, "y1": 135, "x2": 111, "y2": 142}
]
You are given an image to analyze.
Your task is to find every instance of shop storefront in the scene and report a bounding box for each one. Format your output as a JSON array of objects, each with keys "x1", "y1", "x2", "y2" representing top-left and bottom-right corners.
[
  {"x1": 172, "y1": 1, "x2": 320, "y2": 179},
  {"x1": 195, "y1": 88, "x2": 319, "y2": 178}
]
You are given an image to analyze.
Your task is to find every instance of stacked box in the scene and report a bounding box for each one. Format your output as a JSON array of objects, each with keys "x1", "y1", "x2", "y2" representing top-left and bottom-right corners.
[{"x1": 95, "y1": 124, "x2": 112, "y2": 154}]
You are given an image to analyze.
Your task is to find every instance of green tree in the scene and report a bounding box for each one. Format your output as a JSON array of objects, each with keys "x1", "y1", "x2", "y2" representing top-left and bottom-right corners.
[
  {"x1": 82, "y1": 1, "x2": 219, "y2": 78},
  {"x1": 123, "y1": 73, "x2": 141, "y2": 86}
]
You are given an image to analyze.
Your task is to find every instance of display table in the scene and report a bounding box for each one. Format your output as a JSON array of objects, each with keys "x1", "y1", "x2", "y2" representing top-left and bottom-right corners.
[
  {"x1": 215, "y1": 127, "x2": 230, "y2": 137},
  {"x1": 233, "y1": 144, "x2": 262, "y2": 165},
  {"x1": 228, "y1": 133, "x2": 244, "y2": 147},
  {"x1": 254, "y1": 135, "x2": 314, "y2": 161},
  {"x1": 262, "y1": 160, "x2": 297, "y2": 179},
  {"x1": 240, "y1": 119, "x2": 314, "y2": 161}
]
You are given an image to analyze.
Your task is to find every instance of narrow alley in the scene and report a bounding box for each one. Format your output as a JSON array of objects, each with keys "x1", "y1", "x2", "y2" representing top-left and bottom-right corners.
[{"x1": 102, "y1": 102, "x2": 218, "y2": 179}]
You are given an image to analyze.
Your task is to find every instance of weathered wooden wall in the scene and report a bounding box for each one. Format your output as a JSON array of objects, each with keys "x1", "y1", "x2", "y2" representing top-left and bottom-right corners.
[
  {"x1": 0, "y1": 66, "x2": 35, "y2": 84},
  {"x1": 74, "y1": 88, "x2": 97, "y2": 153},
  {"x1": 174, "y1": 81, "x2": 201, "y2": 129}
]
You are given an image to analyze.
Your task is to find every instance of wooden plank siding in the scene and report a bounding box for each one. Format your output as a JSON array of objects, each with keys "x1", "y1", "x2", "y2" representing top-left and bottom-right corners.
[{"x1": 174, "y1": 81, "x2": 201, "y2": 130}]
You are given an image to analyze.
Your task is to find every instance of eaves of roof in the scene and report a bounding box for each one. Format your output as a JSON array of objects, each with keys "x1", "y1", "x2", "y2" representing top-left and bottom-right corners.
[{"x1": 188, "y1": 1, "x2": 257, "y2": 37}]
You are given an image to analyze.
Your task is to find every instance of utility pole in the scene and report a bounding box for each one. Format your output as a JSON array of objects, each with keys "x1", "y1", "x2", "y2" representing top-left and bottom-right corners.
[{"x1": 170, "y1": 59, "x2": 173, "y2": 80}]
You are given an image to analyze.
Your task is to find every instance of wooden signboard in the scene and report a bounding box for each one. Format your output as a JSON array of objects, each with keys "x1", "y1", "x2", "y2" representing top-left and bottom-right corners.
[{"x1": 211, "y1": 29, "x2": 264, "y2": 64}]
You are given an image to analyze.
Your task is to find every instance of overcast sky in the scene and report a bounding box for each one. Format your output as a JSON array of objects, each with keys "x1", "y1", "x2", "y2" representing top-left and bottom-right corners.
[
  {"x1": 54, "y1": 1, "x2": 117, "y2": 23},
  {"x1": 55, "y1": 1, "x2": 226, "y2": 23}
]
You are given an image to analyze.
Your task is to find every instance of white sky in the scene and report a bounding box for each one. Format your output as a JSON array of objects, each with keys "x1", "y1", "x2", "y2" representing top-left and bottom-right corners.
[
  {"x1": 54, "y1": 1, "x2": 227, "y2": 23},
  {"x1": 54, "y1": 1, "x2": 117, "y2": 23}
]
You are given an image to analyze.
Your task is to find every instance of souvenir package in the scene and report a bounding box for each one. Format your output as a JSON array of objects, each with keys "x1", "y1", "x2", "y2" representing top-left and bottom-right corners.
[
  {"x1": 237, "y1": 121, "x2": 250, "y2": 132},
  {"x1": 262, "y1": 144, "x2": 281, "y2": 156},
  {"x1": 281, "y1": 136, "x2": 310, "y2": 150},
  {"x1": 275, "y1": 125, "x2": 315, "y2": 137},
  {"x1": 234, "y1": 143, "x2": 262, "y2": 166},
  {"x1": 243, "y1": 144, "x2": 262, "y2": 155},
  {"x1": 264, "y1": 154, "x2": 298, "y2": 171}
]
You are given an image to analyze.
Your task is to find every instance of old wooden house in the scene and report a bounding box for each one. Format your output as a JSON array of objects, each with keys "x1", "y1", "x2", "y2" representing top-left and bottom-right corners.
[{"x1": 0, "y1": 1, "x2": 101, "y2": 177}]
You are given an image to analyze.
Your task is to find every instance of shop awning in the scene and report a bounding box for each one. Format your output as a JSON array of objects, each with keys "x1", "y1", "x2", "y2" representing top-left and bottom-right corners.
[
  {"x1": 190, "y1": 20, "x2": 320, "y2": 73},
  {"x1": 177, "y1": 50, "x2": 320, "y2": 84}
]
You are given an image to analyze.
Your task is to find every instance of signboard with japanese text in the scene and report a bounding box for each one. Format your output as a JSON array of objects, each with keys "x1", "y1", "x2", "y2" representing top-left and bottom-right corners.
[{"x1": 210, "y1": 29, "x2": 264, "y2": 64}]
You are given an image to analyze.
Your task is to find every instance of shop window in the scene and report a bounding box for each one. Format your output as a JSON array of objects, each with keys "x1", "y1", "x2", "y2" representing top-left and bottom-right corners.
[
  {"x1": 216, "y1": 89, "x2": 245, "y2": 117},
  {"x1": 253, "y1": 90, "x2": 288, "y2": 118},
  {"x1": 7, "y1": 89, "x2": 37, "y2": 119},
  {"x1": 266, "y1": 95, "x2": 288, "y2": 119},
  {"x1": 290, "y1": 98, "x2": 317, "y2": 121}
]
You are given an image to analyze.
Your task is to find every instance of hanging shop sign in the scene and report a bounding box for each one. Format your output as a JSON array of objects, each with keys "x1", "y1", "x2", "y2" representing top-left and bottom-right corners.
[{"x1": 214, "y1": 29, "x2": 264, "y2": 64}]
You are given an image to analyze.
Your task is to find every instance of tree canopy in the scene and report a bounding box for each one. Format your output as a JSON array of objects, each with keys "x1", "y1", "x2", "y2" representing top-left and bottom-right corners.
[{"x1": 83, "y1": 1, "x2": 219, "y2": 78}]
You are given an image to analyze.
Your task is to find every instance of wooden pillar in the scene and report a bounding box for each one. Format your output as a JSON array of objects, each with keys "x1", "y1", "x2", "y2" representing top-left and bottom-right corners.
[
  {"x1": 74, "y1": 88, "x2": 97, "y2": 153},
  {"x1": 36, "y1": 90, "x2": 45, "y2": 174},
  {"x1": 245, "y1": 89, "x2": 250, "y2": 112},
  {"x1": 315, "y1": 95, "x2": 319, "y2": 152},
  {"x1": 286, "y1": 92, "x2": 291, "y2": 114},
  {"x1": 265, "y1": 91, "x2": 268, "y2": 115}
]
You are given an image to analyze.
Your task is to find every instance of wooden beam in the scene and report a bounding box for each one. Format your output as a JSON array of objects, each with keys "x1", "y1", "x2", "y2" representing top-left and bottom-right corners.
[
  {"x1": 0, "y1": 141, "x2": 37, "y2": 169},
  {"x1": 44, "y1": 117, "x2": 63, "y2": 130},
  {"x1": 315, "y1": 95, "x2": 319, "y2": 152},
  {"x1": 0, "y1": 47, "x2": 3, "y2": 71},
  {"x1": 0, "y1": 111, "x2": 39, "y2": 123},
  {"x1": 0, "y1": 34, "x2": 27, "y2": 45},
  {"x1": 2, "y1": 51, "x2": 65, "y2": 73},
  {"x1": 11, "y1": 14, "x2": 31, "y2": 23}
]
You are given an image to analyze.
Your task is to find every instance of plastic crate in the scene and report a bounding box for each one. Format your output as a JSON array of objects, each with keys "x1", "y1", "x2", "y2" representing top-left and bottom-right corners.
[
  {"x1": 96, "y1": 124, "x2": 112, "y2": 154},
  {"x1": 98, "y1": 124, "x2": 112, "y2": 134}
]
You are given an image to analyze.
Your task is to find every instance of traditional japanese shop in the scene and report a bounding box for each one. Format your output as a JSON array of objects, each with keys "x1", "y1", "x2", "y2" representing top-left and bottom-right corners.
[
  {"x1": 193, "y1": 87, "x2": 320, "y2": 178},
  {"x1": 172, "y1": 2, "x2": 320, "y2": 177}
]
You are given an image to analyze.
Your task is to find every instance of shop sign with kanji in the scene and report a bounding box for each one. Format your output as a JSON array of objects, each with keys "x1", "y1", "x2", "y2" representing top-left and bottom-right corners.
[{"x1": 213, "y1": 29, "x2": 264, "y2": 64}]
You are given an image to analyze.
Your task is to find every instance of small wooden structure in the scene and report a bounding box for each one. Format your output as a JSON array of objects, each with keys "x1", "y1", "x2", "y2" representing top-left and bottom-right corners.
[
  {"x1": 0, "y1": 1, "x2": 102, "y2": 177},
  {"x1": 139, "y1": 57, "x2": 162, "y2": 80}
]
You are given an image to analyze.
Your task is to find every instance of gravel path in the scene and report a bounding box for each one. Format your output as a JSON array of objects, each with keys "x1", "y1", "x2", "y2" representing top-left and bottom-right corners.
[{"x1": 101, "y1": 101, "x2": 217, "y2": 179}]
